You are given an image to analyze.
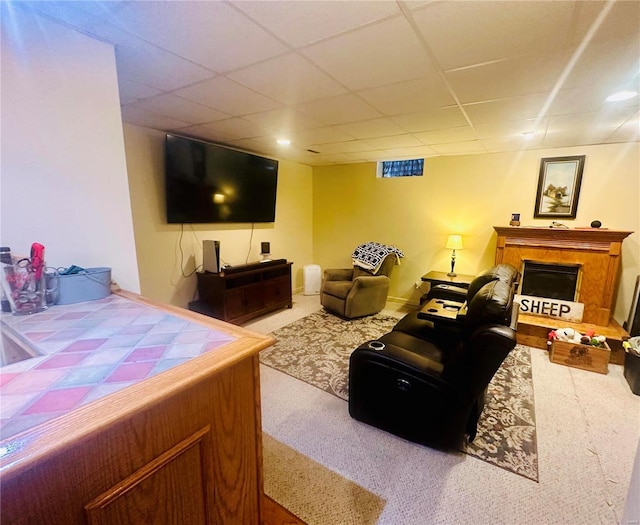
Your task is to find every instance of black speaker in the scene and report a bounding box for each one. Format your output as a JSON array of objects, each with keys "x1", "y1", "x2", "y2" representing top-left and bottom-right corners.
[
  {"x1": 260, "y1": 242, "x2": 270, "y2": 255},
  {"x1": 203, "y1": 240, "x2": 220, "y2": 273},
  {"x1": 624, "y1": 275, "x2": 640, "y2": 337}
]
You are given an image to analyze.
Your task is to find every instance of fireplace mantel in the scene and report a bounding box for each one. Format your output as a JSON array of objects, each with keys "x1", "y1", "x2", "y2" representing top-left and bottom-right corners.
[{"x1": 494, "y1": 226, "x2": 632, "y2": 325}]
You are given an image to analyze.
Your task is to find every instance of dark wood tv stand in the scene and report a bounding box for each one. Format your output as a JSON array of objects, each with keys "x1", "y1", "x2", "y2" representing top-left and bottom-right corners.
[{"x1": 189, "y1": 259, "x2": 293, "y2": 324}]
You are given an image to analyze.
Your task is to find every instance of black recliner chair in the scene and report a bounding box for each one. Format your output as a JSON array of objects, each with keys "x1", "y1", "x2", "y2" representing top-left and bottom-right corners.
[{"x1": 348, "y1": 264, "x2": 519, "y2": 450}]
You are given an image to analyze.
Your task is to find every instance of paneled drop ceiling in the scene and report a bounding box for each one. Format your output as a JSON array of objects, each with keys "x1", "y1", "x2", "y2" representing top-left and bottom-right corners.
[{"x1": 10, "y1": 0, "x2": 640, "y2": 166}]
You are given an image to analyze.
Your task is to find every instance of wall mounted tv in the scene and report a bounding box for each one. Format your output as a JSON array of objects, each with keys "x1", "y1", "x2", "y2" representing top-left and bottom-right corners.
[{"x1": 165, "y1": 134, "x2": 278, "y2": 224}]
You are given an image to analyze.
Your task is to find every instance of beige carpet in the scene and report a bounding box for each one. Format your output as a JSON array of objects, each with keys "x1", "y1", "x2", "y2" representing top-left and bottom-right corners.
[
  {"x1": 252, "y1": 296, "x2": 640, "y2": 524},
  {"x1": 263, "y1": 433, "x2": 386, "y2": 525}
]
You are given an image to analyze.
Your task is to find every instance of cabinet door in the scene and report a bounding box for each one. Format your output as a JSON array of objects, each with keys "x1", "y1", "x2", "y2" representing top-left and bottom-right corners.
[
  {"x1": 244, "y1": 285, "x2": 265, "y2": 313},
  {"x1": 224, "y1": 288, "x2": 246, "y2": 321},
  {"x1": 262, "y1": 276, "x2": 291, "y2": 307},
  {"x1": 0, "y1": 356, "x2": 263, "y2": 524}
]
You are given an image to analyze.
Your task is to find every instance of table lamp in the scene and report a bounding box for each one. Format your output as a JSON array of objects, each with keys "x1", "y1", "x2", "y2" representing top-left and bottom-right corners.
[{"x1": 445, "y1": 235, "x2": 463, "y2": 277}]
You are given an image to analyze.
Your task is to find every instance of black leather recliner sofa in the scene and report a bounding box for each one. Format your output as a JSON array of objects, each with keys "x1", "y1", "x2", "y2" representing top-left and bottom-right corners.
[{"x1": 348, "y1": 264, "x2": 519, "y2": 450}]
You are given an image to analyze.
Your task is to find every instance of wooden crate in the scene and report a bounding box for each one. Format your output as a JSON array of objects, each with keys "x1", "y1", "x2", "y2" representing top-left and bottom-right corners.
[{"x1": 550, "y1": 340, "x2": 610, "y2": 374}]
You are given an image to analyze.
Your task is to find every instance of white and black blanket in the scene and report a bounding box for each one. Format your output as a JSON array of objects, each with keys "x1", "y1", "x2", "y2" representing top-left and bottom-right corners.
[{"x1": 352, "y1": 242, "x2": 404, "y2": 274}]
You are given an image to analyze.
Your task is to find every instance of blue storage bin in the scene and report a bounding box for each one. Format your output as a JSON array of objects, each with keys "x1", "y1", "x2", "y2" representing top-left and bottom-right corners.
[{"x1": 57, "y1": 267, "x2": 112, "y2": 305}]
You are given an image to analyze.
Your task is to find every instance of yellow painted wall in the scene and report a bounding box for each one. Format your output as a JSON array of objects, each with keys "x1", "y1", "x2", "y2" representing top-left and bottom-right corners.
[
  {"x1": 124, "y1": 124, "x2": 314, "y2": 308},
  {"x1": 124, "y1": 120, "x2": 638, "y2": 324},
  {"x1": 313, "y1": 143, "x2": 639, "y2": 324}
]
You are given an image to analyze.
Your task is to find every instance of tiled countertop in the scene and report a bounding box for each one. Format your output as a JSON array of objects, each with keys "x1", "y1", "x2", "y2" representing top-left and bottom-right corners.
[{"x1": 0, "y1": 293, "x2": 237, "y2": 441}]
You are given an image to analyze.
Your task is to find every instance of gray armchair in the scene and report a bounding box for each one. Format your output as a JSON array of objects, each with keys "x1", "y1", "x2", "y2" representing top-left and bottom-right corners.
[{"x1": 321, "y1": 253, "x2": 397, "y2": 319}]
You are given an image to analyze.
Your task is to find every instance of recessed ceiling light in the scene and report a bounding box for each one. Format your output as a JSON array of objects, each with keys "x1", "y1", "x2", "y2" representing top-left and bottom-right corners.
[
  {"x1": 606, "y1": 91, "x2": 638, "y2": 102},
  {"x1": 276, "y1": 138, "x2": 291, "y2": 146}
]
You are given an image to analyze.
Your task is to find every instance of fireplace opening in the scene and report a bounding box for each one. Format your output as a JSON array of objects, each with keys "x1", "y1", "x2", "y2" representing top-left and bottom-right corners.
[{"x1": 520, "y1": 261, "x2": 581, "y2": 302}]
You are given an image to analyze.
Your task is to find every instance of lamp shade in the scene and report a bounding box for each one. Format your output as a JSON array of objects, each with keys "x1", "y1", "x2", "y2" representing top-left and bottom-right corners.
[{"x1": 445, "y1": 235, "x2": 464, "y2": 250}]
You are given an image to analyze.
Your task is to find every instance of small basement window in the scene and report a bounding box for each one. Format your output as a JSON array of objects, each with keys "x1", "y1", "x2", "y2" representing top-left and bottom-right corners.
[{"x1": 377, "y1": 158, "x2": 424, "y2": 178}]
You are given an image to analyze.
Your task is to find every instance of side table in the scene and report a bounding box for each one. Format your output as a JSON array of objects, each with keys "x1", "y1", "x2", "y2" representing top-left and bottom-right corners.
[
  {"x1": 419, "y1": 271, "x2": 475, "y2": 305},
  {"x1": 421, "y1": 270, "x2": 475, "y2": 289}
]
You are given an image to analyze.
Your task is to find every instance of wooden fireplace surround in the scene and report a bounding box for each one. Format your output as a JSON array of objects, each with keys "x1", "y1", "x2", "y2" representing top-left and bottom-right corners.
[{"x1": 494, "y1": 226, "x2": 633, "y2": 362}]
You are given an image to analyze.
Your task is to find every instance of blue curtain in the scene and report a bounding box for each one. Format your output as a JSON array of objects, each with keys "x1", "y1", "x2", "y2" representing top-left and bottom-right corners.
[{"x1": 381, "y1": 159, "x2": 424, "y2": 177}]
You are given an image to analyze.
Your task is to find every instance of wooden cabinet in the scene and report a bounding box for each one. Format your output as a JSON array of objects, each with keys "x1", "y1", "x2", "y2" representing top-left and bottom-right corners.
[
  {"x1": 494, "y1": 226, "x2": 632, "y2": 325},
  {"x1": 0, "y1": 291, "x2": 275, "y2": 525},
  {"x1": 191, "y1": 260, "x2": 293, "y2": 324},
  {"x1": 493, "y1": 226, "x2": 633, "y2": 362}
]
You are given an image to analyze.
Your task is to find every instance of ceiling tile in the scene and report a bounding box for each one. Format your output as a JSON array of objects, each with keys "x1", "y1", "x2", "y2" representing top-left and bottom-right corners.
[
  {"x1": 359, "y1": 75, "x2": 456, "y2": 116},
  {"x1": 429, "y1": 141, "x2": 486, "y2": 155},
  {"x1": 390, "y1": 107, "x2": 468, "y2": 133},
  {"x1": 410, "y1": 0, "x2": 577, "y2": 70},
  {"x1": 306, "y1": 140, "x2": 376, "y2": 155},
  {"x1": 462, "y1": 94, "x2": 548, "y2": 126},
  {"x1": 117, "y1": 79, "x2": 163, "y2": 105},
  {"x1": 16, "y1": 0, "x2": 640, "y2": 167},
  {"x1": 445, "y1": 50, "x2": 571, "y2": 104},
  {"x1": 562, "y1": 34, "x2": 640, "y2": 91},
  {"x1": 414, "y1": 126, "x2": 477, "y2": 145},
  {"x1": 543, "y1": 108, "x2": 638, "y2": 147},
  {"x1": 120, "y1": 106, "x2": 190, "y2": 130},
  {"x1": 227, "y1": 136, "x2": 286, "y2": 157},
  {"x1": 112, "y1": 35, "x2": 215, "y2": 92},
  {"x1": 572, "y1": 0, "x2": 640, "y2": 44},
  {"x1": 480, "y1": 135, "x2": 545, "y2": 153},
  {"x1": 179, "y1": 117, "x2": 269, "y2": 141},
  {"x1": 131, "y1": 94, "x2": 229, "y2": 125},
  {"x1": 230, "y1": 135, "x2": 279, "y2": 148},
  {"x1": 311, "y1": 152, "x2": 371, "y2": 165},
  {"x1": 547, "y1": 108, "x2": 638, "y2": 135},
  {"x1": 105, "y1": 1, "x2": 288, "y2": 73},
  {"x1": 243, "y1": 108, "x2": 325, "y2": 134},
  {"x1": 228, "y1": 53, "x2": 347, "y2": 105},
  {"x1": 548, "y1": 86, "x2": 639, "y2": 117},
  {"x1": 336, "y1": 117, "x2": 409, "y2": 140},
  {"x1": 292, "y1": 126, "x2": 358, "y2": 147},
  {"x1": 234, "y1": 0, "x2": 400, "y2": 48},
  {"x1": 473, "y1": 120, "x2": 548, "y2": 140},
  {"x1": 58, "y1": 0, "x2": 133, "y2": 19},
  {"x1": 375, "y1": 145, "x2": 437, "y2": 159},
  {"x1": 296, "y1": 94, "x2": 382, "y2": 125},
  {"x1": 284, "y1": 150, "x2": 334, "y2": 165},
  {"x1": 604, "y1": 111, "x2": 640, "y2": 143},
  {"x1": 301, "y1": 16, "x2": 436, "y2": 91},
  {"x1": 173, "y1": 77, "x2": 282, "y2": 115},
  {"x1": 364, "y1": 134, "x2": 424, "y2": 149}
]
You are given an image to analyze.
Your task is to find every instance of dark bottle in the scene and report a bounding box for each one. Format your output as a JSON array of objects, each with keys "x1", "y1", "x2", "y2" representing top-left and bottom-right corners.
[{"x1": 1, "y1": 246, "x2": 12, "y2": 312}]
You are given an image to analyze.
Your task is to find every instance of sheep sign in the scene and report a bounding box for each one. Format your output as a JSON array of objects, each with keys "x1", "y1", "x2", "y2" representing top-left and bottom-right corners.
[{"x1": 515, "y1": 294, "x2": 584, "y2": 323}]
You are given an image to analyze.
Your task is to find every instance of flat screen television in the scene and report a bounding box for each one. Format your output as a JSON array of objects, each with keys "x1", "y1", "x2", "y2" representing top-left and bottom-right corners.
[{"x1": 165, "y1": 134, "x2": 278, "y2": 224}]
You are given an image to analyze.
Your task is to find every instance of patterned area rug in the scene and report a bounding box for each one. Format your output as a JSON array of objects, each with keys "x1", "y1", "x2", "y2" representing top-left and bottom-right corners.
[{"x1": 260, "y1": 309, "x2": 539, "y2": 481}]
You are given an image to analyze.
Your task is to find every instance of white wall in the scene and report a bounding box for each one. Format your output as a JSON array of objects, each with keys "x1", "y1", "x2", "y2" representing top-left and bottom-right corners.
[{"x1": 0, "y1": 4, "x2": 140, "y2": 292}]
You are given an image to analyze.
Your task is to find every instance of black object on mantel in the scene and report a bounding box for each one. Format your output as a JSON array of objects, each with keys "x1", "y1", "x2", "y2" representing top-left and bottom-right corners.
[{"x1": 591, "y1": 220, "x2": 602, "y2": 228}]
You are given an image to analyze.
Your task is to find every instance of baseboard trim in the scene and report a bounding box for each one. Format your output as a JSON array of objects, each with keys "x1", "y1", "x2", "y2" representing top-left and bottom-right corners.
[{"x1": 386, "y1": 295, "x2": 418, "y2": 308}]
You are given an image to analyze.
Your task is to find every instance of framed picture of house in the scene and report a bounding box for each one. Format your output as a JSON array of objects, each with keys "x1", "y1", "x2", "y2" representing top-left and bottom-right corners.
[{"x1": 534, "y1": 155, "x2": 585, "y2": 219}]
